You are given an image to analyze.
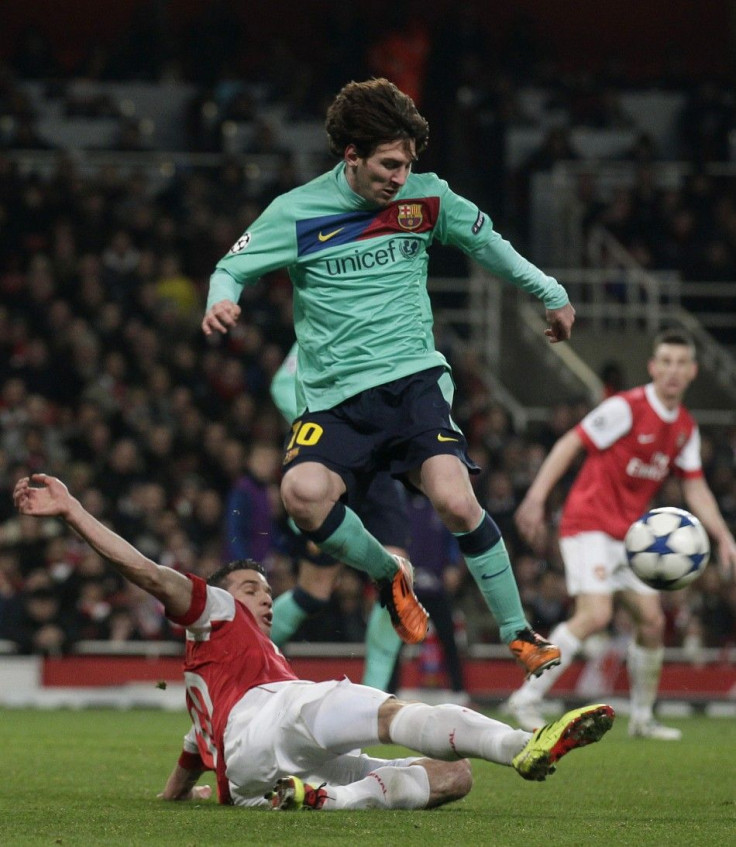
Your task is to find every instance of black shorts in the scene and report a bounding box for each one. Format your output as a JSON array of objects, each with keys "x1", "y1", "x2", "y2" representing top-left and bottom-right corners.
[
  {"x1": 356, "y1": 471, "x2": 410, "y2": 550},
  {"x1": 282, "y1": 366, "x2": 479, "y2": 494},
  {"x1": 289, "y1": 471, "x2": 410, "y2": 567}
]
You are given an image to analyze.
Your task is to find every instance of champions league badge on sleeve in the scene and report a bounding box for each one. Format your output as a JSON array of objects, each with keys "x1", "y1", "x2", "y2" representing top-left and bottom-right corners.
[{"x1": 229, "y1": 232, "x2": 252, "y2": 253}]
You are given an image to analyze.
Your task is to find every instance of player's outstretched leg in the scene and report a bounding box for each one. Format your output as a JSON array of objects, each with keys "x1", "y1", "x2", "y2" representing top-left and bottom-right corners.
[
  {"x1": 267, "y1": 765, "x2": 444, "y2": 811},
  {"x1": 512, "y1": 704, "x2": 615, "y2": 781}
]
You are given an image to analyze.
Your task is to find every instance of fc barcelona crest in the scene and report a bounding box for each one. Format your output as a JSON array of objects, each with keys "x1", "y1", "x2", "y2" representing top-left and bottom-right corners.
[{"x1": 397, "y1": 203, "x2": 423, "y2": 230}]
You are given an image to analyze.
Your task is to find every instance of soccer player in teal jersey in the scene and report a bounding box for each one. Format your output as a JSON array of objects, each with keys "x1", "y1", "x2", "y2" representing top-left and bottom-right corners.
[
  {"x1": 202, "y1": 78, "x2": 576, "y2": 677},
  {"x1": 270, "y1": 342, "x2": 405, "y2": 690}
]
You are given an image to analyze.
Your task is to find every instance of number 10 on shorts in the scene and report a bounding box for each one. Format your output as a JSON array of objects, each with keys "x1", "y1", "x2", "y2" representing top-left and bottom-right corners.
[{"x1": 286, "y1": 420, "x2": 324, "y2": 450}]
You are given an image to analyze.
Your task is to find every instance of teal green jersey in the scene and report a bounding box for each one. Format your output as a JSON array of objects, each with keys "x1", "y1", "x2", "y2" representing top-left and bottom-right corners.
[{"x1": 208, "y1": 162, "x2": 569, "y2": 414}]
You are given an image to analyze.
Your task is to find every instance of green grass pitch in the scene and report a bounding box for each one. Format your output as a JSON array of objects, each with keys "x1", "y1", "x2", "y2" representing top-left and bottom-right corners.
[{"x1": 1, "y1": 707, "x2": 734, "y2": 846}]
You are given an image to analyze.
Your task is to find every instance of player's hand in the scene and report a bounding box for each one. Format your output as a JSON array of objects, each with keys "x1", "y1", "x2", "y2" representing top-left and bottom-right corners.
[
  {"x1": 544, "y1": 302, "x2": 576, "y2": 343},
  {"x1": 202, "y1": 301, "x2": 241, "y2": 336},
  {"x1": 514, "y1": 496, "x2": 548, "y2": 552},
  {"x1": 157, "y1": 784, "x2": 212, "y2": 801},
  {"x1": 716, "y1": 535, "x2": 736, "y2": 581},
  {"x1": 13, "y1": 474, "x2": 71, "y2": 518}
]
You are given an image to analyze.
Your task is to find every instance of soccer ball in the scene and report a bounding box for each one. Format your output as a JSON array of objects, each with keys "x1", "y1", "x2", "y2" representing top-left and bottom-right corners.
[{"x1": 624, "y1": 506, "x2": 710, "y2": 590}]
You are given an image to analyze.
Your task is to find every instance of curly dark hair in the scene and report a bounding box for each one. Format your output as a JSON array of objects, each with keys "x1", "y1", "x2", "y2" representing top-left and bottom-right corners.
[
  {"x1": 325, "y1": 78, "x2": 430, "y2": 160},
  {"x1": 207, "y1": 559, "x2": 266, "y2": 588}
]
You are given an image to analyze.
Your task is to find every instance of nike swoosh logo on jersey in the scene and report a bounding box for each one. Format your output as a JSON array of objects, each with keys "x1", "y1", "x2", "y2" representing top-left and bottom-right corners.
[
  {"x1": 437, "y1": 433, "x2": 460, "y2": 442},
  {"x1": 637, "y1": 434, "x2": 656, "y2": 443},
  {"x1": 318, "y1": 227, "x2": 344, "y2": 242}
]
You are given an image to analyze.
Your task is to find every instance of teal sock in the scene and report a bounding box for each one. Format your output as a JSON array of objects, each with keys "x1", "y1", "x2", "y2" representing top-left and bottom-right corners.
[
  {"x1": 312, "y1": 505, "x2": 397, "y2": 582},
  {"x1": 362, "y1": 603, "x2": 402, "y2": 690},
  {"x1": 464, "y1": 541, "x2": 527, "y2": 643},
  {"x1": 455, "y1": 515, "x2": 528, "y2": 643},
  {"x1": 270, "y1": 590, "x2": 308, "y2": 647},
  {"x1": 270, "y1": 587, "x2": 329, "y2": 647}
]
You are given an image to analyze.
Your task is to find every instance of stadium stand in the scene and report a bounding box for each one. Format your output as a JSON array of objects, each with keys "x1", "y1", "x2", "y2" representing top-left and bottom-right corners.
[{"x1": 0, "y1": 5, "x2": 734, "y2": 707}]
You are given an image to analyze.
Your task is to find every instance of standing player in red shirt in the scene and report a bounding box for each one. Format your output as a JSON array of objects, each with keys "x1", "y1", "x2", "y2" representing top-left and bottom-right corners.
[
  {"x1": 506, "y1": 330, "x2": 736, "y2": 739},
  {"x1": 14, "y1": 472, "x2": 615, "y2": 810}
]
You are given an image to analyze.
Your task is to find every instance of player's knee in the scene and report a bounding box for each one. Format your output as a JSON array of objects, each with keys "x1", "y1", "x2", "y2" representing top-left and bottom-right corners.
[
  {"x1": 431, "y1": 490, "x2": 481, "y2": 532},
  {"x1": 637, "y1": 607, "x2": 666, "y2": 639},
  {"x1": 281, "y1": 466, "x2": 331, "y2": 518},
  {"x1": 378, "y1": 698, "x2": 406, "y2": 742},
  {"x1": 582, "y1": 610, "x2": 612, "y2": 635},
  {"x1": 448, "y1": 759, "x2": 473, "y2": 800},
  {"x1": 425, "y1": 759, "x2": 473, "y2": 809},
  {"x1": 573, "y1": 599, "x2": 613, "y2": 635}
]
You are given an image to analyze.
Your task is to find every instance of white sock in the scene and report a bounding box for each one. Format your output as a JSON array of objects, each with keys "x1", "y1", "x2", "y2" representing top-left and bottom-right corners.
[
  {"x1": 627, "y1": 641, "x2": 663, "y2": 724},
  {"x1": 389, "y1": 702, "x2": 529, "y2": 765},
  {"x1": 322, "y1": 765, "x2": 430, "y2": 810},
  {"x1": 511, "y1": 622, "x2": 581, "y2": 705}
]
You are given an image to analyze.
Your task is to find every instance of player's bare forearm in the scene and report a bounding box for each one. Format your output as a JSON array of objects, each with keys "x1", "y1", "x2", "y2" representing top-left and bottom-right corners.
[
  {"x1": 525, "y1": 430, "x2": 582, "y2": 505},
  {"x1": 683, "y1": 477, "x2": 736, "y2": 577},
  {"x1": 64, "y1": 501, "x2": 191, "y2": 611},
  {"x1": 13, "y1": 474, "x2": 193, "y2": 616},
  {"x1": 159, "y1": 762, "x2": 210, "y2": 801},
  {"x1": 515, "y1": 430, "x2": 582, "y2": 547}
]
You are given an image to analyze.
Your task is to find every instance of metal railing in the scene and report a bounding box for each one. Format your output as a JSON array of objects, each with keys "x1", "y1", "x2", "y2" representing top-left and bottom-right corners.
[
  {"x1": 555, "y1": 227, "x2": 736, "y2": 401},
  {"x1": 432, "y1": 245, "x2": 736, "y2": 425},
  {"x1": 429, "y1": 271, "x2": 536, "y2": 431}
]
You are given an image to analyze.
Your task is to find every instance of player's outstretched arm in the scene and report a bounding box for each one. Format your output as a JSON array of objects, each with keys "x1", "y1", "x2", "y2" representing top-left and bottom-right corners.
[
  {"x1": 515, "y1": 428, "x2": 583, "y2": 550},
  {"x1": 682, "y1": 476, "x2": 736, "y2": 580},
  {"x1": 13, "y1": 474, "x2": 193, "y2": 617}
]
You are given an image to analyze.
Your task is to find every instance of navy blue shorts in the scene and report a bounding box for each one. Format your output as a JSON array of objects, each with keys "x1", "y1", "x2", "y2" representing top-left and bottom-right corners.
[
  {"x1": 355, "y1": 472, "x2": 409, "y2": 549},
  {"x1": 282, "y1": 366, "x2": 479, "y2": 494}
]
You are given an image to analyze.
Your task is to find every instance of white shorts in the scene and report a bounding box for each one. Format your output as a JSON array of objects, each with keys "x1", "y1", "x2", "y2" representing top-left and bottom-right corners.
[
  {"x1": 224, "y1": 678, "x2": 398, "y2": 805},
  {"x1": 559, "y1": 532, "x2": 658, "y2": 597}
]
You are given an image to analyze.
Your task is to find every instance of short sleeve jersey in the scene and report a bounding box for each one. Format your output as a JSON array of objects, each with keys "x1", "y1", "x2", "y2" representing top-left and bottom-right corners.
[
  {"x1": 210, "y1": 163, "x2": 568, "y2": 413},
  {"x1": 559, "y1": 383, "x2": 703, "y2": 540},
  {"x1": 169, "y1": 574, "x2": 297, "y2": 802}
]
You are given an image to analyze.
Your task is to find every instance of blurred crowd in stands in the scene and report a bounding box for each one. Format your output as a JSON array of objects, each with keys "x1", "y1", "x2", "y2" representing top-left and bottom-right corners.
[{"x1": 1, "y1": 3, "x2": 736, "y2": 665}]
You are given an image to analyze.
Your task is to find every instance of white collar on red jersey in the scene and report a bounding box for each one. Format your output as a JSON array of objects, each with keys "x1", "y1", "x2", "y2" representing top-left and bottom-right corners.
[{"x1": 644, "y1": 382, "x2": 680, "y2": 423}]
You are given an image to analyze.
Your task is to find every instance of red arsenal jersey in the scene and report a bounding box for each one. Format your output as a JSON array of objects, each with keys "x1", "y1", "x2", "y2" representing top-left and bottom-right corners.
[
  {"x1": 169, "y1": 574, "x2": 297, "y2": 802},
  {"x1": 559, "y1": 384, "x2": 703, "y2": 540}
]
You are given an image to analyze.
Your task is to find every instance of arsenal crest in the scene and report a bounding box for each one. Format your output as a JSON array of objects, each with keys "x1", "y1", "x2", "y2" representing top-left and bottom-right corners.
[{"x1": 397, "y1": 203, "x2": 423, "y2": 231}]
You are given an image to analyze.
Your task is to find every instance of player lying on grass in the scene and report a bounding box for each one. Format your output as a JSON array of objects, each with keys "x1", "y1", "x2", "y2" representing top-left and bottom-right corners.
[{"x1": 14, "y1": 473, "x2": 615, "y2": 810}]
